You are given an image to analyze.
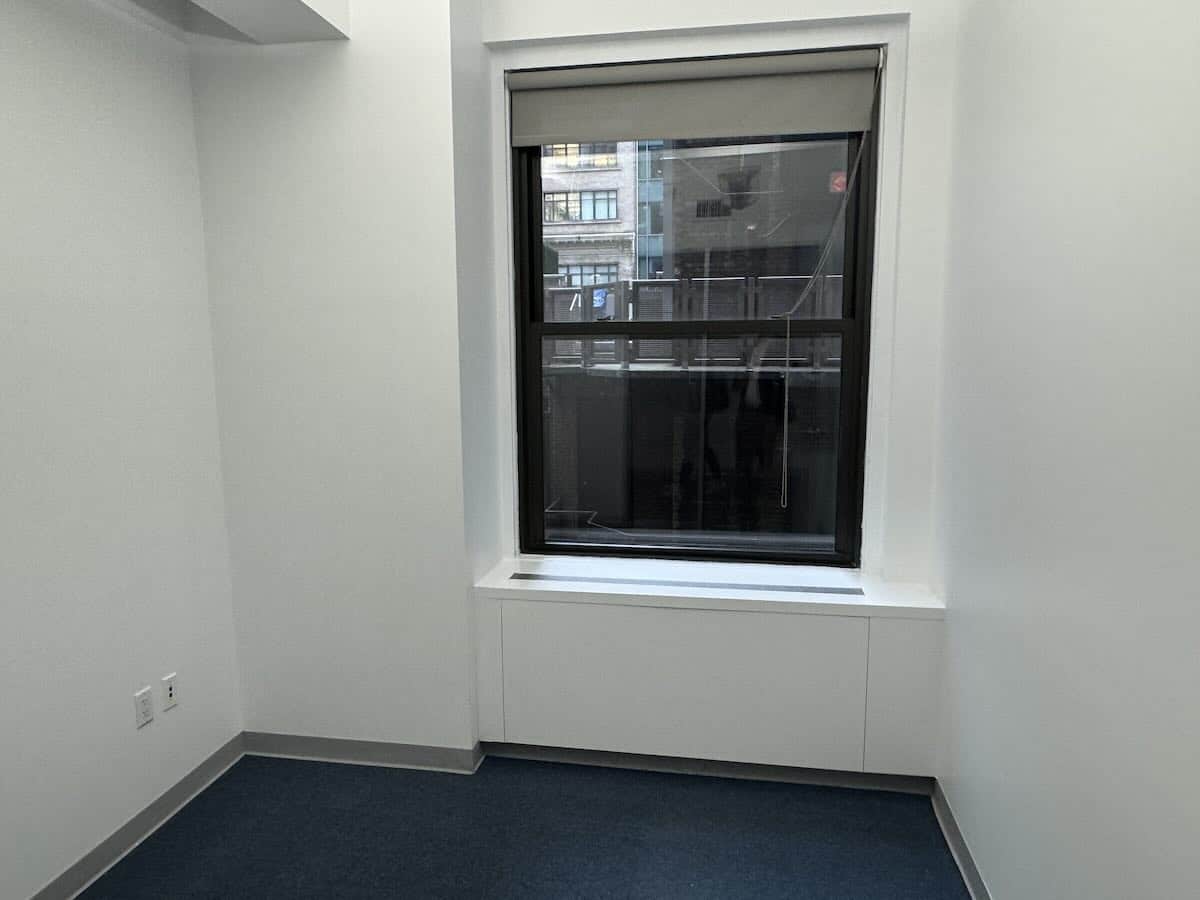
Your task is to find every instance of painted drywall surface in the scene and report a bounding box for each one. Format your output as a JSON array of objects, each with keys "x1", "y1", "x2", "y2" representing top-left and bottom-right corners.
[
  {"x1": 450, "y1": 0, "x2": 502, "y2": 583},
  {"x1": 481, "y1": 0, "x2": 963, "y2": 584},
  {"x1": 189, "y1": 0, "x2": 476, "y2": 749},
  {"x1": 450, "y1": 0, "x2": 495, "y2": 744},
  {"x1": 938, "y1": 2, "x2": 1200, "y2": 897},
  {"x1": 0, "y1": 3, "x2": 242, "y2": 898},
  {"x1": 191, "y1": 0, "x2": 349, "y2": 42},
  {"x1": 303, "y1": 0, "x2": 349, "y2": 36}
]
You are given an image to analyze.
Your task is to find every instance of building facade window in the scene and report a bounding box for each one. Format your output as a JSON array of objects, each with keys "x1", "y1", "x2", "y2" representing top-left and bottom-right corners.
[
  {"x1": 558, "y1": 263, "x2": 620, "y2": 286},
  {"x1": 543, "y1": 190, "x2": 619, "y2": 223},
  {"x1": 542, "y1": 142, "x2": 619, "y2": 168}
]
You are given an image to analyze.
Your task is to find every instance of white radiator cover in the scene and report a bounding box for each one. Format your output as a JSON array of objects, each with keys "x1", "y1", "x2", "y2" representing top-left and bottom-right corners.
[{"x1": 475, "y1": 578, "x2": 943, "y2": 776}]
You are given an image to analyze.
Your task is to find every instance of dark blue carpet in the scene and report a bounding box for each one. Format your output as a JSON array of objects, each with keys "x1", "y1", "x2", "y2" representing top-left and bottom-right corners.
[{"x1": 81, "y1": 755, "x2": 969, "y2": 899}]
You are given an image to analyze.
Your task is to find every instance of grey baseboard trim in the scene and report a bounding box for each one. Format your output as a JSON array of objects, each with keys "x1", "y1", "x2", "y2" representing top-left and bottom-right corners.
[
  {"x1": 31, "y1": 732, "x2": 245, "y2": 900},
  {"x1": 242, "y1": 731, "x2": 483, "y2": 774},
  {"x1": 33, "y1": 733, "x2": 961, "y2": 900},
  {"x1": 932, "y1": 781, "x2": 992, "y2": 900},
  {"x1": 481, "y1": 742, "x2": 934, "y2": 795},
  {"x1": 30, "y1": 732, "x2": 481, "y2": 900}
]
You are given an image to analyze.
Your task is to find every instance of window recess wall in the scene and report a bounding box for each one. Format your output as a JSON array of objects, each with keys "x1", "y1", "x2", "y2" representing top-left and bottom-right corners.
[{"x1": 487, "y1": 16, "x2": 933, "y2": 584}]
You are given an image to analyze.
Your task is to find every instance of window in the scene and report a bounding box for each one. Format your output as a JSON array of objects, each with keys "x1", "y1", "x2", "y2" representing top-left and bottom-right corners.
[
  {"x1": 557, "y1": 263, "x2": 620, "y2": 286},
  {"x1": 543, "y1": 190, "x2": 618, "y2": 222},
  {"x1": 542, "y1": 142, "x2": 620, "y2": 168},
  {"x1": 511, "y1": 50, "x2": 879, "y2": 565}
]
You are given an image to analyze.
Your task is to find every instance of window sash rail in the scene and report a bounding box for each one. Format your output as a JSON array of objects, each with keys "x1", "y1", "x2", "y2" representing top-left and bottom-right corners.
[{"x1": 534, "y1": 318, "x2": 856, "y2": 337}]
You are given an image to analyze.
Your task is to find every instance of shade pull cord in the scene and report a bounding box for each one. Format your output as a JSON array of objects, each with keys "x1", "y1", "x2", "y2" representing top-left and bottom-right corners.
[
  {"x1": 780, "y1": 313, "x2": 792, "y2": 508},
  {"x1": 776, "y1": 140, "x2": 862, "y2": 509},
  {"x1": 776, "y1": 64, "x2": 881, "y2": 509}
]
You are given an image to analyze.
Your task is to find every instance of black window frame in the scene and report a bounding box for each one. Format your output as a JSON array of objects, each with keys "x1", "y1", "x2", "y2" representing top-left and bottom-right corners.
[{"x1": 514, "y1": 130, "x2": 878, "y2": 567}]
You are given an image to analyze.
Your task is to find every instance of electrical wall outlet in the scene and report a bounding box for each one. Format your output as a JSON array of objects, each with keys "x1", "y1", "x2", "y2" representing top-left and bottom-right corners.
[
  {"x1": 134, "y1": 686, "x2": 154, "y2": 729},
  {"x1": 161, "y1": 672, "x2": 178, "y2": 710}
]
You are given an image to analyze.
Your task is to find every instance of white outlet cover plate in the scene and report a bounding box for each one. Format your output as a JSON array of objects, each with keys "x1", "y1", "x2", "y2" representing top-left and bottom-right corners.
[
  {"x1": 161, "y1": 673, "x2": 178, "y2": 710},
  {"x1": 134, "y1": 686, "x2": 154, "y2": 728}
]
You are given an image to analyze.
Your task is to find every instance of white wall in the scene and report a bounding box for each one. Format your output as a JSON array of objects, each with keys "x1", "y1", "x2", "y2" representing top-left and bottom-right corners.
[
  {"x1": 0, "y1": 3, "x2": 242, "y2": 898},
  {"x1": 302, "y1": 0, "x2": 349, "y2": 36},
  {"x1": 481, "y1": 0, "x2": 964, "y2": 584},
  {"x1": 450, "y1": 0, "x2": 502, "y2": 583},
  {"x1": 189, "y1": 0, "x2": 476, "y2": 749},
  {"x1": 938, "y1": 1, "x2": 1200, "y2": 897},
  {"x1": 190, "y1": 0, "x2": 349, "y2": 43}
]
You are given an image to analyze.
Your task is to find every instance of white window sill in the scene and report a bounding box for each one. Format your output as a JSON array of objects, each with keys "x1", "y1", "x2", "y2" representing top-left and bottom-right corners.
[{"x1": 474, "y1": 555, "x2": 944, "y2": 620}]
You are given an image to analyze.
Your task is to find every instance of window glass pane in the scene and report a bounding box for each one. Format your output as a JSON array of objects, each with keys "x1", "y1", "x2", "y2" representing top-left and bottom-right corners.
[
  {"x1": 542, "y1": 136, "x2": 850, "y2": 320},
  {"x1": 540, "y1": 334, "x2": 842, "y2": 555},
  {"x1": 528, "y1": 130, "x2": 867, "y2": 562}
]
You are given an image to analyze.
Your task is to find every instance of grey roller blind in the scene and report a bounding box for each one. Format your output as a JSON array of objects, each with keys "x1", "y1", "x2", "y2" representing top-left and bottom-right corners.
[{"x1": 509, "y1": 48, "x2": 879, "y2": 147}]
